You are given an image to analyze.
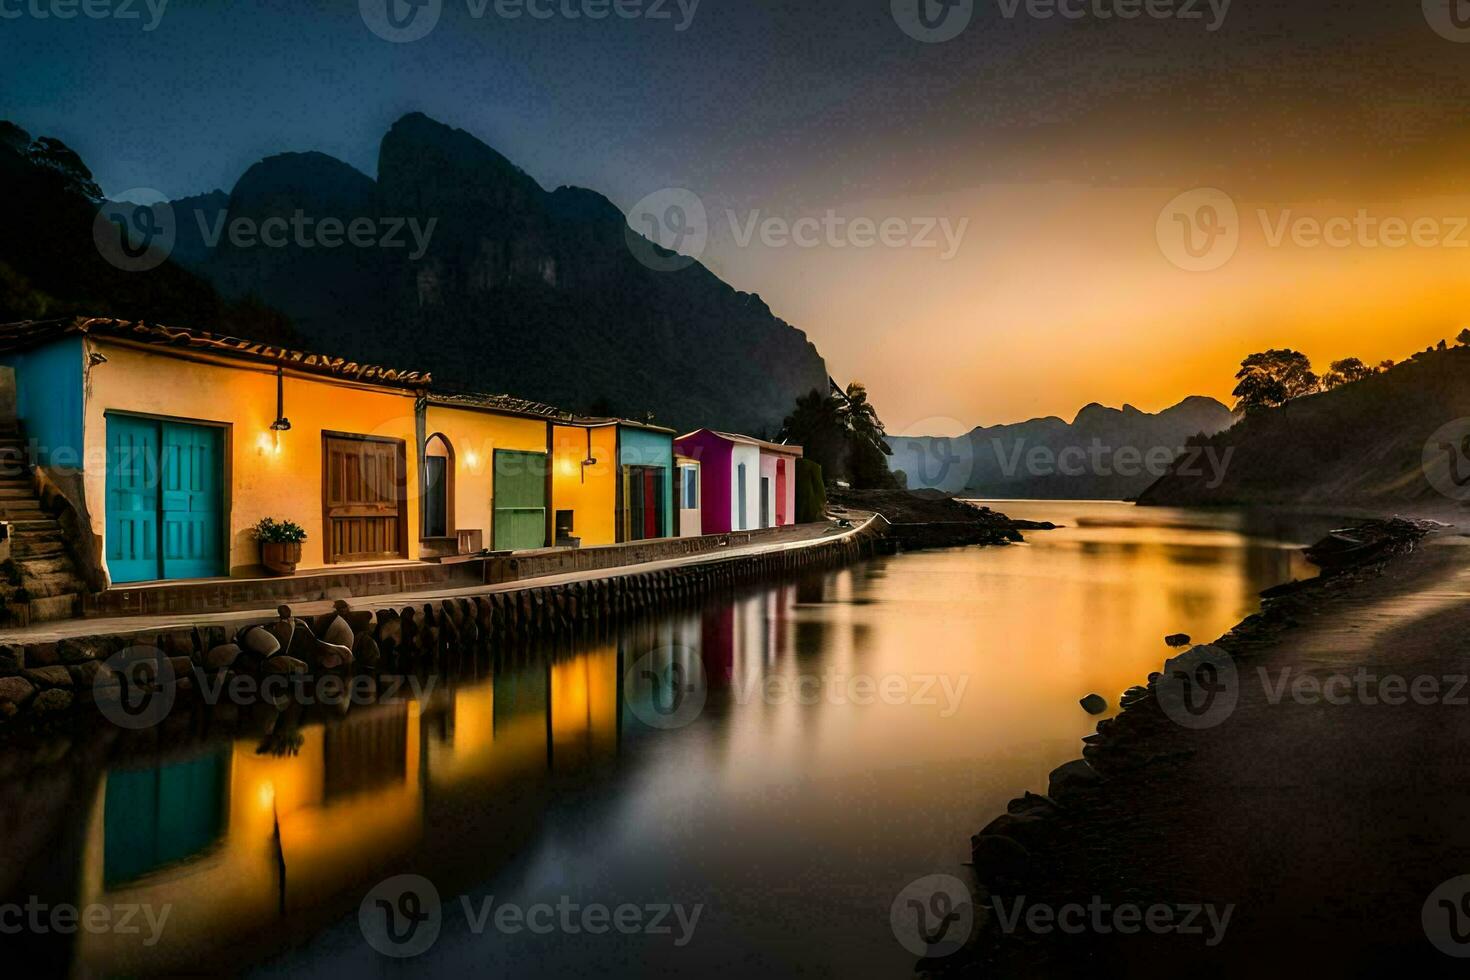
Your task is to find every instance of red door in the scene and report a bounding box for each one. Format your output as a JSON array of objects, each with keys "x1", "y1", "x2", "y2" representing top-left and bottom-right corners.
[
  {"x1": 775, "y1": 459, "x2": 788, "y2": 525},
  {"x1": 643, "y1": 469, "x2": 658, "y2": 539}
]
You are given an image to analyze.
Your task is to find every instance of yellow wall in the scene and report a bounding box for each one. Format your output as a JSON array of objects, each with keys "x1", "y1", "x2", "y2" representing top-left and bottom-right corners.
[
  {"x1": 551, "y1": 424, "x2": 618, "y2": 547},
  {"x1": 423, "y1": 403, "x2": 549, "y2": 543},
  {"x1": 83, "y1": 340, "x2": 421, "y2": 578}
]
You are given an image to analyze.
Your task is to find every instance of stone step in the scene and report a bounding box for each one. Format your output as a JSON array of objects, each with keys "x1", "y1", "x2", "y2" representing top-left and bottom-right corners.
[
  {"x1": 19, "y1": 555, "x2": 75, "y2": 576},
  {"x1": 13, "y1": 539, "x2": 64, "y2": 558},
  {"x1": 0, "y1": 488, "x2": 34, "y2": 500},
  {"x1": 7, "y1": 520, "x2": 61, "y2": 534},
  {"x1": 28, "y1": 593, "x2": 79, "y2": 622},
  {"x1": 0, "y1": 507, "x2": 48, "y2": 520},
  {"x1": 20, "y1": 571, "x2": 83, "y2": 598}
]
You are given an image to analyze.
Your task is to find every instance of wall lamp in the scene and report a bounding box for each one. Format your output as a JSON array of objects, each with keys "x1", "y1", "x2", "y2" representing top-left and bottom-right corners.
[{"x1": 270, "y1": 366, "x2": 292, "y2": 431}]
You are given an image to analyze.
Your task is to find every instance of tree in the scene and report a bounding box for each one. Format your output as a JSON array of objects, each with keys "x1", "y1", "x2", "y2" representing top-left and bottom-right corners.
[
  {"x1": 782, "y1": 389, "x2": 848, "y2": 480},
  {"x1": 1232, "y1": 349, "x2": 1319, "y2": 414},
  {"x1": 780, "y1": 382, "x2": 902, "y2": 489},
  {"x1": 1377, "y1": 359, "x2": 1395, "y2": 372},
  {"x1": 1457, "y1": 328, "x2": 1470, "y2": 347},
  {"x1": 1322, "y1": 357, "x2": 1373, "y2": 390},
  {"x1": 1438, "y1": 338, "x2": 1449, "y2": 351}
]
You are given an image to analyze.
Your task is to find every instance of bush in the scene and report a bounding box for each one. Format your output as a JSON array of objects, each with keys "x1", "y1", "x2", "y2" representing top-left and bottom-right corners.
[
  {"x1": 795, "y1": 459, "x2": 826, "y2": 523},
  {"x1": 251, "y1": 517, "x2": 308, "y2": 544}
]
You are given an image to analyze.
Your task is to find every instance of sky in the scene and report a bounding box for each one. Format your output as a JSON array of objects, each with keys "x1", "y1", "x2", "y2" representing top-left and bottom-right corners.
[{"x1": 7, "y1": 0, "x2": 1470, "y2": 436}]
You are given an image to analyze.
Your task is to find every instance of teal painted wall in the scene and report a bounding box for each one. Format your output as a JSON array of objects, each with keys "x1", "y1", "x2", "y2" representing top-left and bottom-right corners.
[
  {"x1": 619, "y1": 427, "x2": 674, "y2": 537},
  {"x1": 0, "y1": 336, "x2": 85, "y2": 467}
]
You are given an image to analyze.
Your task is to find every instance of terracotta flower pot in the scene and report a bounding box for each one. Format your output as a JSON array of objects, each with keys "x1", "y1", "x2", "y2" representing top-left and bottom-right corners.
[{"x1": 261, "y1": 541, "x2": 302, "y2": 576}]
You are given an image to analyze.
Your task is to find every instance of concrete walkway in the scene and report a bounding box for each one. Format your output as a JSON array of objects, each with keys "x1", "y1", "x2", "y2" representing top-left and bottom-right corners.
[{"x1": 0, "y1": 515, "x2": 876, "y2": 644}]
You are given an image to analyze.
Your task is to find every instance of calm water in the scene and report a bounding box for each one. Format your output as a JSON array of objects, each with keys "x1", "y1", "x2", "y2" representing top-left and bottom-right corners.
[{"x1": 12, "y1": 503, "x2": 1340, "y2": 977}]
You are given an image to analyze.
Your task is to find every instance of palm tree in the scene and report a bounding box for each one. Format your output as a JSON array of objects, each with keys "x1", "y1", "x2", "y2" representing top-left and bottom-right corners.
[{"x1": 842, "y1": 382, "x2": 891, "y2": 456}]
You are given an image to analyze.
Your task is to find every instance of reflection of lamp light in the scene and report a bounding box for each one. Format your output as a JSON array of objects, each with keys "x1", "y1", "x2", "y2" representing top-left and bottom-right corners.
[{"x1": 270, "y1": 365, "x2": 291, "y2": 431}]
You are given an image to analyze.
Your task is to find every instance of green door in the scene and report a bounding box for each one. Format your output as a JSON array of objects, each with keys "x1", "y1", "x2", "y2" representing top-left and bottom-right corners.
[
  {"x1": 493, "y1": 449, "x2": 548, "y2": 551},
  {"x1": 161, "y1": 422, "x2": 224, "y2": 580},
  {"x1": 106, "y1": 416, "x2": 224, "y2": 583},
  {"x1": 106, "y1": 415, "x2": 161, "y2": 584}
]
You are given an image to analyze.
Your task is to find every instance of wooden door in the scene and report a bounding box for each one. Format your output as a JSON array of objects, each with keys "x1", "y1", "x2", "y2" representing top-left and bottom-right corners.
[
  {"x1": 161, "y1": 422, "x2": 224, "y2": 579},
  {"x1": 323, "y1": 434, "x2": 407, "y2": 564},
  {"x1": 106, "y1": 415, "x2": 161, "y2": 584},
  {"x1": 492, "y1": 449, "x2": 548, "y2": 551}
]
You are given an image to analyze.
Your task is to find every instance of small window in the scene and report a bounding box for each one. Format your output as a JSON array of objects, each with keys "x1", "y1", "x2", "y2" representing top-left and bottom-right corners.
[{"x1": 681, "y1": 466, "x2": 699, "y2": 509}]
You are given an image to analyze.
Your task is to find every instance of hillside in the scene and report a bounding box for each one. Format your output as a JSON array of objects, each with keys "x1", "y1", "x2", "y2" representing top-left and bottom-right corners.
[
  {"x1": 190, "y1": 113, "x2": 827, "y2": 434},
  {"x1": 1137, "y1": 346, "x2": 1470, "y2": 508},
  {"x1": 887, "y1": 396, "x2": 1233, "y2": 499}
]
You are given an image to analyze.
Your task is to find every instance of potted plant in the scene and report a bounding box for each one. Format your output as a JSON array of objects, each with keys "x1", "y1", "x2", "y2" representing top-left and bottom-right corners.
[{"x1": 253, "y1": 518, "x2": 307, "y2": 576}]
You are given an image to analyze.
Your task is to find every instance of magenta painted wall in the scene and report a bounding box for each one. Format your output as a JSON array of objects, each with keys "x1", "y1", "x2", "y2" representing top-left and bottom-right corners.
[{"x1": 674, "y1": 430, "x2": 733, "y2": 534}]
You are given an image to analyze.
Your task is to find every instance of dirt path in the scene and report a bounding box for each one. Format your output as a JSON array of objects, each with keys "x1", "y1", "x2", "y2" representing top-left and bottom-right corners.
[{"x1": 960, "y1": 530, "x2": 1470, "y2": 977}]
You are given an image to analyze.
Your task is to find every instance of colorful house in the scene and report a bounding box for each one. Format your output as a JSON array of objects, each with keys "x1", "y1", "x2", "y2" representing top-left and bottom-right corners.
[
  {"x1": 0, "y1": 318, "x2": 429, "y2": 586},
  {"x1": 673, "y1": 430, "x2": 803, "y2": 534},
  {"x1": 616, "y1": 420, "x2": 676, "y2": 542}
]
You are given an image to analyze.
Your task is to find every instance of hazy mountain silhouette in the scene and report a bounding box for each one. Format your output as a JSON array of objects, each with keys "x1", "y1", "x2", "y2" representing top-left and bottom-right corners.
[
  {"x1": 888, "y1": 396, "x2": 1233, "y2": 499},
  {"x1": 182, "y1": 112, "x2": 827, "y2": 433},
  {"x1": 0, "y1": 122, "x2": 297, "y2": 343},
  {"x1": 1139, "y1": 348, "x2": 1470, "y2": 507}
]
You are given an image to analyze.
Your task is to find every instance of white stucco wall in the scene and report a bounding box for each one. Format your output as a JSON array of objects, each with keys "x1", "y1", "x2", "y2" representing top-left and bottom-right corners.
[{"x1": 729, "y1": 444, "x2": 761, "y2": 531}]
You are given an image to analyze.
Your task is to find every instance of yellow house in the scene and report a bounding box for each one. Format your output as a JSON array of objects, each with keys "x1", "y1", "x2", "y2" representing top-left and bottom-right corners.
[{"x1": 0, "y1": 318, "x2": 429, "y2": 586}]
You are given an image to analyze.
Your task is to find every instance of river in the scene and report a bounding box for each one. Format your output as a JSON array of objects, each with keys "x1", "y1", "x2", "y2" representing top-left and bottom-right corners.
[{"x1": 5, "y1": 502, "x2": 1342, "y2": 977}]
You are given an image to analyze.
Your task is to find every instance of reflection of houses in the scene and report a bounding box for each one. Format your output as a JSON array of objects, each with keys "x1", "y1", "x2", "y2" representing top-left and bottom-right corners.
[
  {"x1": 673, "y1": 429, "x2": 803, "y2": 533},
  {"x1": 0, "y1": 318, "x2": 689, "y2": 606}
]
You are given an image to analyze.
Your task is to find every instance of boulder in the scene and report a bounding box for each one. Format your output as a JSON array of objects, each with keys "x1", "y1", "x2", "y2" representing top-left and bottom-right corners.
[
  {"x1": 0, "y1": 675, "x2": 35, "y2": 709},
  {"x1": 206, "y1": 644, "x2": 242, "y2": 671},
  {"x1": 1079, "y1": 693, "x2": 1108, "y2": 715},
  {"x1": 970, "y1": 834, "x2": 1032, "y2": 882},
  {"x1": 242, "y1": 626, "x2": 281, "y2": 658},
  {"x1": 32, "y1": 688, "x2": 73, "y2": 714},
  {"x1": 315, "y1": 642, "x2": 353, "y2": 671},
  {"x1": 1048, "y1": 759, "x2": 1105, "y2": 802},
  {"x1": 0, "y1": 644, "x2": 24, "y2": 673},
  {"x1": 59, "y1": 637, "x2": 110, "y2": 664},
  {"x1": 1007, "y1": 791, "x2": 1059, "y2": 816},
  {"x1": 321, "y1": 616, "x2": 355, "y2": 649},
  {"x1": 71, "y1": 660, "x2": 115, "y2": 688},
  {"x1": 24, "y1": 666, "x2": 73, "y2": 688},
  {"x1": 979, "y1": 811, "x2": 1050, "y2": 846}
]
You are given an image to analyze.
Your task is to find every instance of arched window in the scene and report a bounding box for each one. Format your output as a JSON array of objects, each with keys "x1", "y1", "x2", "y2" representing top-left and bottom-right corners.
[{"x1": 424, "y1": 433, "x2": 455, "y2": 538}]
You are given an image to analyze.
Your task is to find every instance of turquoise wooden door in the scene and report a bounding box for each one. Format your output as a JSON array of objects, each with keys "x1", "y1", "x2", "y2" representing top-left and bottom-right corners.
[
  {"x1": 161, "y1": 422, "x2": 223, "y2": 580},
  {"x1": 106, "y1": 416, "x2": 224, "y2": 583},
  {"x1": 106, "y1": 415, "x2": 161, "y2": 584}
]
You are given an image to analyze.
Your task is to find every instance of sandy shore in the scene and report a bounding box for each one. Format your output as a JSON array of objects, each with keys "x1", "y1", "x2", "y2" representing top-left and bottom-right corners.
[{"x1": 948, "y1": 522, "x2": 1470, "y2": 977}]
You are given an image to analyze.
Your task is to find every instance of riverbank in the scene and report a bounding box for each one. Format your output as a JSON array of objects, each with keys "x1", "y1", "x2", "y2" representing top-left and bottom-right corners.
[{"x1": 947, "y1": 517, "x2": 1470, "y2": 976}]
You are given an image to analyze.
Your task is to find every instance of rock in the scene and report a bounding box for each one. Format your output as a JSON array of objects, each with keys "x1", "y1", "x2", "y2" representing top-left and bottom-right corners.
[
  {"x1": 205, "y1": 644, "x2": 242, "y2": 670},
  {"x1": 242, "y1": 626, "x2": 280, "y2": 658},
  {"x1": 169, "y1": 656, "x2": 194, "y2": 681},
  {"x1": 1048, "y1": 759, "x2": 1105, "y2": 802},
  {"x1": 321, "y1": 616, "x2": 354, "y2": 648},
  {"x1": 24, "y1": 666, "x2": 73, "y2": 688},
  {"x1": 59, "y1": 637, "x2": 111, "y2": 664},
  {"x1": 315, "y1": 642, "x2": 353, "y2": 670},
  {"x1": 32, "y1": 688, "x2": 73, "y2": 713},
  {"x1": 265, "y1": 656, "x2": 308, "y2": 675},
  {"x1": 1165, "y1": 633, "x2": 1191, "y2": 648},
  {"x1": 1119, "y1": 685, "x2": 1150, "y2": 707},
  {"x1": 353, "y1": 633, "x2": 381, "y2": 671},
  {"x1": 970, "y1": 833, "x2": 1032, "y2": 882},
  {"x1": 1007, "y1": 791, "x2": 1059, "y2": 816},
  {"x1": 71, "y1": 660, "x2": 115, "y2": 688},
  {"x1": 28, "y1": 643, "x2": 59, "y2": 667},
  {"x1": 0, "y1": 675, "x2": 35, "y2": 708},
  {"x1": 1079, "y1": 693, "x2": 1108, "y2": 715},
  {"x1": 0, "y1": 643, "x2": 24, "y2": 673},
  {"x1": 979, "y1": 811, "x2": 1050, "y2": 846},
  {"x1": 265, "y1": 617, "x2": 295, "y2": 650}
]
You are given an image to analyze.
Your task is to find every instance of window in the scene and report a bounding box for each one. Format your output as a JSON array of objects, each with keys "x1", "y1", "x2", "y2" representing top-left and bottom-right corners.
[{"x1": 681, "y1": 465, "x2": 699, "y2": 508}]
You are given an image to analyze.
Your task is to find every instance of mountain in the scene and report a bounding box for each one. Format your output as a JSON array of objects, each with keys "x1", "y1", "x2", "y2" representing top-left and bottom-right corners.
[
  {"x1": 184, "y1": 112, "x2": 827, "y2": 434},
  {"x1": 0, "y1": 122, "x2": 298, "y2": 344},
  {"x1": 1138, "y1": 347, "x2": 1470, "y2": 508},
  {"x1": 887, "y1": 396, "x2": 1234, "y2": 499}
]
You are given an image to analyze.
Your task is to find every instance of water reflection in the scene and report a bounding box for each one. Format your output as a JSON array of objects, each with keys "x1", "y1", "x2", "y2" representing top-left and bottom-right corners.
[{"x1": 6, "y1": 503, "x2": 1337, "y2": 977}]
